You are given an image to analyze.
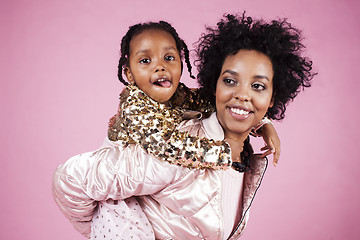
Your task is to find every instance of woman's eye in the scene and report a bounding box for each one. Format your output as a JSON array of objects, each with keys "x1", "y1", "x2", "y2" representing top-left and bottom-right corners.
[
  {"x1": 139, "y1": 58, "x2": 150, "y2": 64},
  {"x1": 252, "y1": 83, "x2": 265, "y2": 90},
  {"x1": 223, "y1": 78, "x2": 236, "y2": 85},
  {"x1": 165, "y1": 55, "x2": 175, "y2": 61}
]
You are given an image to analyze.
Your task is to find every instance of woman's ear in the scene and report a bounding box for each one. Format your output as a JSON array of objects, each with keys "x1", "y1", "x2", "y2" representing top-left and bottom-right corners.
[
  {"x1": 124, "y1": 67, "x2": 134, "y2": 84},
  {"x1": 180, "y1": 61, "x2": 183, "y2": 76}
]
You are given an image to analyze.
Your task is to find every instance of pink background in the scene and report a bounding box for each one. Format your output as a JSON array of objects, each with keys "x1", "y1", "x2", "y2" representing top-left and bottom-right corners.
[{"x1": 1, "y1": 0, "x2": 359, "y2": 239}]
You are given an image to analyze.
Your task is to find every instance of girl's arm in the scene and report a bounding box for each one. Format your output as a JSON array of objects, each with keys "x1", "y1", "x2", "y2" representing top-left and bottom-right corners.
[
  {"x1": 250, "y1": 118, "x2": 281, "y2": 166},
  {"x1": 171, "y1": 84, "x2": 281, "y2": 165},
  {"x1": 258, "y1": 123, "x2": 281, "y2": 166},
  {"x1": 169, "y1": 83, "x2": 215, "y2": 118},
  {"x1": 52, "y1": 144, "x2": 185, "y2": 238},
  {"x1": 108, "y1": 85, "x2": 231, "y2": 170}
]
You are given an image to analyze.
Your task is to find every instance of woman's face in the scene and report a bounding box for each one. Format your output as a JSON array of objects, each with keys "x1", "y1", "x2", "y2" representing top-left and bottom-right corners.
[{"x1": 215, "y1": 50, "x2": 274, "y2": 140}]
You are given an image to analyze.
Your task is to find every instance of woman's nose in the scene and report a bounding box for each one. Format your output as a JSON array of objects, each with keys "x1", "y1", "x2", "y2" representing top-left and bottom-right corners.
[{"x1": 234, "y1": 87, "x2": 250, "y2": 101}]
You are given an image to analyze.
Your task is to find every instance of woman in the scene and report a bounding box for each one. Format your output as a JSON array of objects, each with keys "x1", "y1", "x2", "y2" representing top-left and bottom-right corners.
[{"x1": 52, "y1": 13, "x2": 315, "y2": 239}]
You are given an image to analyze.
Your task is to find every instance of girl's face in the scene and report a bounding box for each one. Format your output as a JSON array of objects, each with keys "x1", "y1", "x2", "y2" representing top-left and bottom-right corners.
[
  {"x1": 215, "y1": 50, "x2": 274, "y2": 140},
  {"x1": 125, "y1": 29, "x2": 182, "y2": 104}
]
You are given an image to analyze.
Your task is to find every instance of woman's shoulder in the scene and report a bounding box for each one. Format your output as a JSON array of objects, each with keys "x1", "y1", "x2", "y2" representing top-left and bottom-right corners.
[{"x1": 176, "y1": 118, "x2": 205, "y2": 137}]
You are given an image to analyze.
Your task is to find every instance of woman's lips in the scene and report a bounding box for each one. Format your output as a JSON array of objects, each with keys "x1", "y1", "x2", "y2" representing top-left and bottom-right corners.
[{"x1": 227, "y1": 106, "x2": 253, "y2": 119}]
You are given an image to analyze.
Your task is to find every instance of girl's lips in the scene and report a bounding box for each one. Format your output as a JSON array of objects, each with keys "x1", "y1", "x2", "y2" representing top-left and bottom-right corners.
[
  {"x1": 154, "y1": 79, "x2": 171, "y2": 88},
  {"x1": 152, "y1": 76, "x2": 172, "y2": 88}
]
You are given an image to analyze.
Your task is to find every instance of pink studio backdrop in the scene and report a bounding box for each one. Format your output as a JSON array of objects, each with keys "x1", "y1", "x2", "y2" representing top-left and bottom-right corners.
[{"x1": 1, "y1": 0, "x2": 359, "y2": 239}]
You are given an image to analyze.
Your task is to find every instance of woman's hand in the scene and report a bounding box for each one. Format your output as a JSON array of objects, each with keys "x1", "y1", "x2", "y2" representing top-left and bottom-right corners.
[{"x1": 259, "y1": 123, "x2": 281, "y2": 166}]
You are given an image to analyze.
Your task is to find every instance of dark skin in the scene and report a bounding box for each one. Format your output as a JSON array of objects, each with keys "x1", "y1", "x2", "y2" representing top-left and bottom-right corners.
[{"x1": 216, "y1": 50, "x2": 280, "y2": 167}]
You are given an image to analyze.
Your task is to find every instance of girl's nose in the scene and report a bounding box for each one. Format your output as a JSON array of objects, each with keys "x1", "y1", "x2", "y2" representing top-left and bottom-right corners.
[{"x1": 154, "y1": 62, "x2": 166, "y2": 72}]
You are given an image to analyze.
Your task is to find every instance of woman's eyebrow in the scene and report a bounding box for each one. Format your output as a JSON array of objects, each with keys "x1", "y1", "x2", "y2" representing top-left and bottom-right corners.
[
  {"x1": 222, "y1": 69, "x2": 239, "y2": 76},
  {"x1": 254, "y1": 75, "x2": 270, "y2": 81},
  {"x1": 222, "y1": 70, "x2": 270, "y2": 81}
]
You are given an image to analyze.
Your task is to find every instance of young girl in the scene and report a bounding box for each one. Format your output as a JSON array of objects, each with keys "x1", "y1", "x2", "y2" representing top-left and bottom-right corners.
[{"x1": 53, "y1": 20, "x2": 281, "y2": 239}]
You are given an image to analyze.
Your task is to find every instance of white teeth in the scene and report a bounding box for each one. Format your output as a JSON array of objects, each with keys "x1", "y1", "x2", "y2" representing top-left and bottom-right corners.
[{"x1": 230, "y1": 108, "x2": 250, "y2": 115}]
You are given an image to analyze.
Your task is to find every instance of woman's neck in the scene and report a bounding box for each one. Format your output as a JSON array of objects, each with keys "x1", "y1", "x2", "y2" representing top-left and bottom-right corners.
[
  {"x1": 223, "y1": 130, "x2": 250, "y2": 144},
  {"x1": 223, "y1": 130, "x2": 251, "y2": 163}
]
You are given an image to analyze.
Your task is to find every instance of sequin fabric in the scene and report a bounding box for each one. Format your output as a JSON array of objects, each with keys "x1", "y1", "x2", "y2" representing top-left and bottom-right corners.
[{"x1": 108, "y1": 83, "x2": 231, "y2": 170}]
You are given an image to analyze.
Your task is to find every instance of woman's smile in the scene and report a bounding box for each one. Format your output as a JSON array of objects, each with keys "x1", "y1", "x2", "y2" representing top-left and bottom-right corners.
[
  {"x1": 215, "y1": 49, "x2": 274, "y2": 140},
  {"x1": 227, "y1": 105, "x2": 253, "y2": 120}
]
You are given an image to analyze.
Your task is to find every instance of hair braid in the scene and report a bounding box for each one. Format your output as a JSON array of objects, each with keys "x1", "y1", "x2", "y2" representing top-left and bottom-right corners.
[{"x1": 181, "y1": 39, "x2": 195, "y2": 79}]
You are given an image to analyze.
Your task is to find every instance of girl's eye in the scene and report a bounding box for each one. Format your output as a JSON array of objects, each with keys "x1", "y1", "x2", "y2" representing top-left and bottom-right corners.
[
  {"x1": 165, "y1": 55, "x2": 175, "y2": 61},
  {"x1": 139, "y1": 58, "x2": 150, "y2": 64},
  {"x1": 252, "y1": 83, "x2": 266, "y2": 91},
  {"x1": 223, "y1": 78, "x2": 236, "y2": 86}
]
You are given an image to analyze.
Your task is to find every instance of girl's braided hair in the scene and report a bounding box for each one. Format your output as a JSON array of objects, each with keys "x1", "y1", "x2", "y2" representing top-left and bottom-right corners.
[{"x1": 118, "y1": 21, "x2": 194, "y2": 85}]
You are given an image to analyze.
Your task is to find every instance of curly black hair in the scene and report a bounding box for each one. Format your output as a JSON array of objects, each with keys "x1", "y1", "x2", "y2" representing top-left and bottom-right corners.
[
  {"x1": 117, "y1": 21, "x2": 194, "y2": 85},
  {"x1": 196, "y1": 13, "x2": 316, "y2": 120}
]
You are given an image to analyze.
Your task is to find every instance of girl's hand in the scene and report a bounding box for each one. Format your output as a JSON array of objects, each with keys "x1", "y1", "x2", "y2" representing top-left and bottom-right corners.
[{"x1": 259, "y1": 123, "x2": 281, "y2": 166}]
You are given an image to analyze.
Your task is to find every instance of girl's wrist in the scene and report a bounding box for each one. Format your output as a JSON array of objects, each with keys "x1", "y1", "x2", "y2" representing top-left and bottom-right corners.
[{"x1": 250, "y1": 117, "x2": 273, "y2": 137}]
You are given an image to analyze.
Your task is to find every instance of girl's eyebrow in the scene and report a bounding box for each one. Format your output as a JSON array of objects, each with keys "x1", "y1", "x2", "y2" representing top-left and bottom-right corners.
[
  {"x1": 135, "y1": 49, "x2": 150, "y2": 55},
  {"x1": 135, "y1": 46, "x2": 177, "y2": 56},
  {"x1": 164, "y1": 46, "x2": 177, "y2": 51}
]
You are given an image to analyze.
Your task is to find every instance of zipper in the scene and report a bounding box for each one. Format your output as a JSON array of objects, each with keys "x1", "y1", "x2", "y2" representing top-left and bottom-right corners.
[{"x1": 228, "y1": 156, "x2": 268, "y2": 239}]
